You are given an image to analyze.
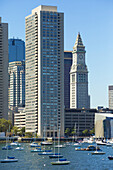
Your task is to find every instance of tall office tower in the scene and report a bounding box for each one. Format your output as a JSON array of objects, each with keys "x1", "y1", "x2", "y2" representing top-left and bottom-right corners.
[
  {"x1": 70, "y1": 33, "x2": 90, "y2": 109},
  {"x1": 0, "y1": 17, "x2": 8, "y2": 119},
  {"x1": 108, "y1": 86, "x2": 113, "y2": 109},
  {"x1": 25, "y1": 5, "x2": 64, "y2": 137},
  {"x1": 64, "y1": 51, "x2": 72, "y2": 108},
  {"x1": 8, "y1": 38, "x2": 25, "y2": 62},
  {"x1": 8, "y1": 61, "x2": 25, "y2": 107}
]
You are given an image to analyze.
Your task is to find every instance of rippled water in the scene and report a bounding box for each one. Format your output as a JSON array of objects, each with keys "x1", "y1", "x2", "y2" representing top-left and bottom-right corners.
[{"x1": 0, "y1": 142, "x2": 113, "y2": 170}]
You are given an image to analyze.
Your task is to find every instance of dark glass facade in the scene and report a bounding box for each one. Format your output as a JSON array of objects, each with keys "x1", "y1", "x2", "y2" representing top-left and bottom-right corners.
[
  {"x1": 8, "y1": 38, "x2": 25, "y2": 62},
  {"x1": 64, "y1": 51, "x2": 72, "y2": 108}
]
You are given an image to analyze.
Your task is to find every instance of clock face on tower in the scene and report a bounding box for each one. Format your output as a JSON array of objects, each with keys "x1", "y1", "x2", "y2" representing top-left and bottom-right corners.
[{"x1": 78, "y1": 54, "x2": 84, "y2": 60}]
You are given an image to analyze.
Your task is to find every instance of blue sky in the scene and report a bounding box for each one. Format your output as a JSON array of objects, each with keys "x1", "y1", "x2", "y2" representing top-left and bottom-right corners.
[{"x1": 1, "y1": 0, "x2": 113, "y2": 108}]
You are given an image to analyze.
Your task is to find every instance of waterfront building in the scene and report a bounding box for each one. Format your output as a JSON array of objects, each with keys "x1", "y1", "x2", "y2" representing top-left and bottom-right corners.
[
  {"x1": 70, "y1": 33, "x2": 90, "y2": 109},
  {"x1": 64, "y1": 51, "x2": 72, "y2": 108},
  {"x1": 8, "y1": 61, "x2": 25, "y2": 107},
  {"x1": 25, "y1": 5, "x2": 64, "y2": 137},
  {"x1": 0, "y1": 17, "x2": 8, "y2": 119},
  {"x1": 108, "y1": 86, "x2": 113, "y2": 109},
  {"x1": 65, "y1": 108, "x2": 97, "y2": 136},
  {"x1": 8, "y1": 38, "x2": 25, "y2": 62},
  {"x1": 95, "y1": 112, "x2": 113, "y2": 138}
]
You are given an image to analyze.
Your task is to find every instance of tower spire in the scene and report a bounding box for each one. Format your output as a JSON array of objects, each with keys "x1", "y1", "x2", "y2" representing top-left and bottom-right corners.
[
  {"x1": 73, "y1": 33, "x2": 85, "y2": 52},
  {"x1": 74, "y1": 32, "x2": 83, "y2": 47}
]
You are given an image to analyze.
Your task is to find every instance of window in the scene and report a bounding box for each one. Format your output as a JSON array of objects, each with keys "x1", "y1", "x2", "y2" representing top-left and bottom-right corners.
[{"x1": 72, "y1": 75, "x2": 75, "y2": 82}]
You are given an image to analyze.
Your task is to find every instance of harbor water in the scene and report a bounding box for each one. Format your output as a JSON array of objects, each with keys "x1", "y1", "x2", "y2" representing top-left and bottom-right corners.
[{"x1": 0, "y1": 142, "x2": 113, "y2": 170}]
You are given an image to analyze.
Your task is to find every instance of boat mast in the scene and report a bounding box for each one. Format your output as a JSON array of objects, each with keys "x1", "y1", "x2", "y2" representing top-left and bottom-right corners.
[
  {"x1": 6, "y1": 130, "x2": 8, "y2": 159},
  {"x1": 54, "y1": 126, "x2": 55, "y2": 155},
  {"x1": 74, "y1": 123, "x2": 77, "y2": 142},
  {"x1": 58, "y1": 128, "x2": 60, "y2": 162}
]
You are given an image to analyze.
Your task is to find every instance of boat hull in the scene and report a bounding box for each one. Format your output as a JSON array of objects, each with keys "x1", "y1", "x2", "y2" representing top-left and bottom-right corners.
[
  {"x1": 38, "y1": 152, "x2": 53, "y2": 155},
  {"x1": 31, "y1": 149, "x2": 44, "y2": 152},
  {"x1": 51, "y1": 161, "x2": 70, "y2": 165},
  {"x1": 91, "y1": 152, "x2": 105, "y2": 155},
  {"x1": 0, "y1": 159, "x2": 18, "y2": 163},
  {"x1": 49, "y1": 155, "x2": 63, "y2": 158},
  {"x1": 108, "y1": 156, "x2": 113, "y2": 160}
]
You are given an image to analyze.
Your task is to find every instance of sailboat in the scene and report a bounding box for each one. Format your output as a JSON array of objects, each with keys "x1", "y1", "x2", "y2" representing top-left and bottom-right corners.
[
  {"x1": 0, "y1": 129, "x2": 18, "y2": 163},
  {"x1": 30, "y1": 131, "x2": 41, "y2": 147},
  {"x1": 51, "y1": 129, "x2": 70, "y2": 165},
  {"x1": 38, "y1": 126, "x2": 53, "y2": 155},
  {"x1": 49, "y1": 127, "x2": 63, "y2": 158},
  {"x1": 91, "y1": 144, "x2": 105, "y2": 155}
]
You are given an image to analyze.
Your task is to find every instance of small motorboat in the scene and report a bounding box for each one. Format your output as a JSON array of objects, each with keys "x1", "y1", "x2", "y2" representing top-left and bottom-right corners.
[
  {"x1": 38, "y1": 152, "x2": 54, "y2": 155},
  {"x1": 15, "y1": 147, "x2": 24, "y2": 151},
  {"x1": 41, "y1": 141, "x2": 53, "y2": 145},
  {"x1": 55, "y1": 144, "x2": 66, "y2": 148},
  {"x1": 108, "y1": 156, "x2": 113, "y2": 160},
  {"x1": 29, "y1": 142, "x2": 40, "y2": 147},
  {"x1": 72, "y1": 143, "x2": 81, "y2": 147},
  {"x1": 96, "y1": 141, "x2": 106, "y2": 145},
  {"x1": 10, "y1": 142, "x2": 21, "y2": 147}
]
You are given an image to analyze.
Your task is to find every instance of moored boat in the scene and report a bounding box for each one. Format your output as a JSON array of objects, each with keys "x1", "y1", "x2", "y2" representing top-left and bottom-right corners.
[
  {"x1": 10, "y1": 142, "x2": 21, "y2": 147},
  {"x1": 15, "y1": 147, "x2": 24, "y2": 151},
  {"x1": 108, "y1": 156, "x2": 113, "y2": 160},
  {"x1": 38, "y1": 152, "x2": 53, "y2": 155},
  {"x1": 0, "y1": 157, "x2": 18, "y2": 163},
  {"x1": 30, "y1": 142, "x2": 40, "y2": 147},
  {"x1": 41, "y1": 141, "x2": 53, "y2": 145},
  {"x1": 2, "y1": 145, "x2": 13, "y2": 150},
  {"x1": 91, "y1": 151, "x2": 105, "y2": 155},
  {"x1": 49, "y1": 153, "x2": 63, "y2": 158},
  {"x1": 51, "y1": 158, "x2": 70, "y2": 165},
  {"x1": 51, "y1": 129, "x2": 70, "y2": 165}
]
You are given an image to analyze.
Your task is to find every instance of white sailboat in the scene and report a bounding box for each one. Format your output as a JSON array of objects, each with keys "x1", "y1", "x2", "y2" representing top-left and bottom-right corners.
[
  {"x1": 91, "y1": 144, "x2": 105, "y2": 155},
  {"x1": 30, "y1": 131, "x2": 41, "y2": 148},
  {"x1": 49, "y1": 127, "x2": 63, "y2": 158},
  {"x1": 51, "y1": 129, "x2": 70, "y2": 165},
  {"x1": 38, "y1": 126, "x2": 53, "y2": 155},
  {"x1": 0, "y1": 129, "x2": 18, "y2": 163}
]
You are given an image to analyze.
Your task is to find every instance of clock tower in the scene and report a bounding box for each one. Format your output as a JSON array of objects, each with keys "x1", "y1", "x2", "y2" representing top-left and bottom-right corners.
[{"x1": 70, "y1": 33, "x2": 90, "y2": 109}]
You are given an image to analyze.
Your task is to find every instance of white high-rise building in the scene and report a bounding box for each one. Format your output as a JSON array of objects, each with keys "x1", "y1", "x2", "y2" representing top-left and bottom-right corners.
[
  {"x1": 70, "y1": 33, "x2": 90, "y2": 109},
  {"x1": 0, "y1": 17, "x2": 8, "y2": 119},
  {"x1": 25, "y1": 5, "x2": 64, "y2": 137}
]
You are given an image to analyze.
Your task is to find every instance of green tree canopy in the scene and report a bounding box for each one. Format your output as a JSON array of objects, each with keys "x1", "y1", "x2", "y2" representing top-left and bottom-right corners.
[
  {"x1": 71, "y1": 128, "x2": 76, "y2": 136},
  {"x1": 65, "y1": 128, "x2": 70, "y2": 137},
  {"x1": 0, "y1": 118, "x2": 12, "y2": 133},
  {"x1": 25, "y1": 132, "x2": 33, "y2": 138},
  {"x1": 11, "y1": 126, "x2": 19, "y2": 136},
  {"x1": 82, "y1": 129, "x2": 89, "y2": 136},
  {"x1": 89, "y1": 128, "x2": 95, "y2": 135}
]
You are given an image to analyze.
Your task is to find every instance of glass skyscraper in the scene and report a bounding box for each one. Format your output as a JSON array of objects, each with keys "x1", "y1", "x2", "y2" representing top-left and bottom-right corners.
[
  {"x1": 25, "y1": 5, "x2": 64, "y2": 137},
  {"x1": 8, "y1": 38, "x2": 25, "y2": 62}
]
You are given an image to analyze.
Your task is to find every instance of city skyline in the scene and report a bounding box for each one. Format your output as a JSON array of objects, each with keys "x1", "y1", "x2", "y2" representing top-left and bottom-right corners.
[{"x1": 0, "y1": 0, "x2": 113, "y2": 108}]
